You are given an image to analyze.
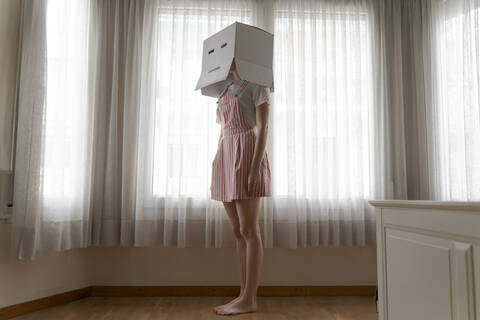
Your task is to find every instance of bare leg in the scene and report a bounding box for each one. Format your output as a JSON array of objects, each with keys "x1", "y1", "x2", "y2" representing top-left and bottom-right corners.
[
  {"x1": 215, "y1": 197, "x2": 262, "y2": 316},
  {"x1": 213, "y1": 200, "x2": 247, "y2": 314}
]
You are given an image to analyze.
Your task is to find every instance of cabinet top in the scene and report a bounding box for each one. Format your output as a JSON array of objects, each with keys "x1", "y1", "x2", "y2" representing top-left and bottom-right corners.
[{"x1": 368, "y1": 200, "x2": 480, "y2": 212}]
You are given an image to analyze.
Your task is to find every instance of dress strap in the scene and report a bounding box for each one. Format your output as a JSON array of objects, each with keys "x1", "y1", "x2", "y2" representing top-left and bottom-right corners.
[
  {"x1": 216, "y1": 81, "x2": 234, "y2": 103},
  {"x1": 234, "y1": 80, "x2": 248, "y2": 97}
]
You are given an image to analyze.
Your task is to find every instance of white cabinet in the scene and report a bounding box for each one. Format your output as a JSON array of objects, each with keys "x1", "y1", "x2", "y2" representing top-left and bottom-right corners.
[{"x1": 369, "y1": 200, "x2": 480, "y2": 320}]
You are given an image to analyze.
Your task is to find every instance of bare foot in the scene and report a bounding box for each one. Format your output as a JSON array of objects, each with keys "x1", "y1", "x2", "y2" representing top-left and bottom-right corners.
[
  {"x1": 212, "y1": 295, "x2": 242, "y2": 314},
  {"x1": 214, "y1": 298, "x2": 257, "y2": 316}
]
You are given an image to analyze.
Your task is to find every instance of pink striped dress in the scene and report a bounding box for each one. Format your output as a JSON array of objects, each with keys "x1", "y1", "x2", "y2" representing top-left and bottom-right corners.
[{"x1": 210, "y1": 80, "x2": 272, "y2": 202}]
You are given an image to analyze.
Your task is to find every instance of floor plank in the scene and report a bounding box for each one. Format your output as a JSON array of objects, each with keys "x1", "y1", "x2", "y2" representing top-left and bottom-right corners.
[{"x1": 12, "y1": 296, "x2": 377, "y2": 320}]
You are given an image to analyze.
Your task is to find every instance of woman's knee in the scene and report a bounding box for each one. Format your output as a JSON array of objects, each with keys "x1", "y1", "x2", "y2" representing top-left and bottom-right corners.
[{"x1": 240, "y1": 225, "x2": 259, "y2": 240}]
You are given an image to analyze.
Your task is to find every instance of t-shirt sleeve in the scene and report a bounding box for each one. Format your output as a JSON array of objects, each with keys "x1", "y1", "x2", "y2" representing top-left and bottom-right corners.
[{"x1": 252, "y1": 85, "x2": 271, "y2": 107}]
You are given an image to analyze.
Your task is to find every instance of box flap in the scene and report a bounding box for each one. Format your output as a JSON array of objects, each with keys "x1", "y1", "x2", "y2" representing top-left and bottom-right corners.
[
  {"x1": 235, "y1": 58, "x2": 274, "y2": 89},
  {"x1": 199, "y1": 72, "x2": 236, "y2": 98}
]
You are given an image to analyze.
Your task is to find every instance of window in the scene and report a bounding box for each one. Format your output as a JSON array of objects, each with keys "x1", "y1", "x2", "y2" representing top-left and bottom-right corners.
[
  {"x1": 44, "y1": 0, "x2": 91, "y2": 218},
  {"x1": 273, "y1": 5, "x2": 374, "y2": 199}
]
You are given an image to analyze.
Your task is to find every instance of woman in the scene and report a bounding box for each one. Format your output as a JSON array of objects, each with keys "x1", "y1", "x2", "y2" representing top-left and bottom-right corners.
[{"x1": 210, "y1": 60, "x2": 272, "y2": 316}]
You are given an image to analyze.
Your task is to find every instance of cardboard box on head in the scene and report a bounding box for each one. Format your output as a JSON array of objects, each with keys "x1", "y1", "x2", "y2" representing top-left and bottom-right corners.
[{"x1": 195, "y1": 21, "x2": 274, "y2": 98}]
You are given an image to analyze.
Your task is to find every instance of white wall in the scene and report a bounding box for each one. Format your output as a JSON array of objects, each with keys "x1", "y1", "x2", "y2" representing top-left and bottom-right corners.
[
  {"x1": 0, "y1": 0, "x2": 377, "y2": 310},
  {"x1": 0, "y1": 222, "x2": 377, "y2": 308},
  {"x1": 89, "y1": 245, "x2": 377, "y2": 287},
  {"x1": 0, "y1": 224, "x2": 91, "y2": 308}
]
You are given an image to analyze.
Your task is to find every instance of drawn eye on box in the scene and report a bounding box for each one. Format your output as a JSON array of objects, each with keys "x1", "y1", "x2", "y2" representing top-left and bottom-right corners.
[{"x1": 208, "y1": 43, "x2": 228, "y2": 55}]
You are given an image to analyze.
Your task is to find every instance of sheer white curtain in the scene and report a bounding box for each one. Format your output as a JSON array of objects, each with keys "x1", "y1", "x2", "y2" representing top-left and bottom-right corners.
[
  {"x1": 12, "y1": 0, "x2": 387, "y2": 260},
  {"x1": 432, "y1": 0, "x2": 480, "y2": 200},
  {"x1": 269, "y1": 0, "x2": 379, "y2": 246},
  {"x1": 12, "y1": 0, "x2": 92, "y2": 259}
]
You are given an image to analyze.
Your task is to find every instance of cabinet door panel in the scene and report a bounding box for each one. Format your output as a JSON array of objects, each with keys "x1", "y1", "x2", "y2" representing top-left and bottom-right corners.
[
  {"x1": 385, "y1": 228, "x2": 476, "y2": 320},
  {"x1": 385, "y1": 229, "x2": 453, "y2": 320}
]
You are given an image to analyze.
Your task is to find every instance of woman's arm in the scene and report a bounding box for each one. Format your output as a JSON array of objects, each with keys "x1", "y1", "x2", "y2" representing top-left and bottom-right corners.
[
  {"x1": 250, "y1": 102, "x2": 269, "y2": 171},
  {"x1": 218, "y1": 127, "x2": 223, "y2": 149}
]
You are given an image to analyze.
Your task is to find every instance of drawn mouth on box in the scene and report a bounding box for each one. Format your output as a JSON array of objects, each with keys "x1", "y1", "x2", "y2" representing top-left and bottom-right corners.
[{"x1": 208, "y1": 66, "x2": 221, "y2": 73}]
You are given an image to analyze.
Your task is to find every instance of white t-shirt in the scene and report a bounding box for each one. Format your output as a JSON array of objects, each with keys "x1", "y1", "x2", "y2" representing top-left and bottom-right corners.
[{"x1": 217, "y1": 79, "x2": 271, "y2": 128}]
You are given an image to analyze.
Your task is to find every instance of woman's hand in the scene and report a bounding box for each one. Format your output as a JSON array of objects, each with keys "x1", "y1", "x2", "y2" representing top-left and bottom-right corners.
[{"x1": 247, "y1": 165, "x2": 261, "y2": 194}]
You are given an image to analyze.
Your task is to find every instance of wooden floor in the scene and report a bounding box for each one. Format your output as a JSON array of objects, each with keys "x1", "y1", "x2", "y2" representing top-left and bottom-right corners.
[{"x1": 12, "y1": 296, "x2": 377, "y2": 319}]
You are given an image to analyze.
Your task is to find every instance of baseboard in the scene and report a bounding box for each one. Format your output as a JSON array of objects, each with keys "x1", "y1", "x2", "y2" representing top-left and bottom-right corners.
[
  {"x1": 0, "y1": 287, "x2": 91, "y2": 320},
  {"x1": 0, "y1": 285, "x2": 375, "y2": 319},
  {"x1": 91, "y1": 285, "x2": 376, "y2": 297}
]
